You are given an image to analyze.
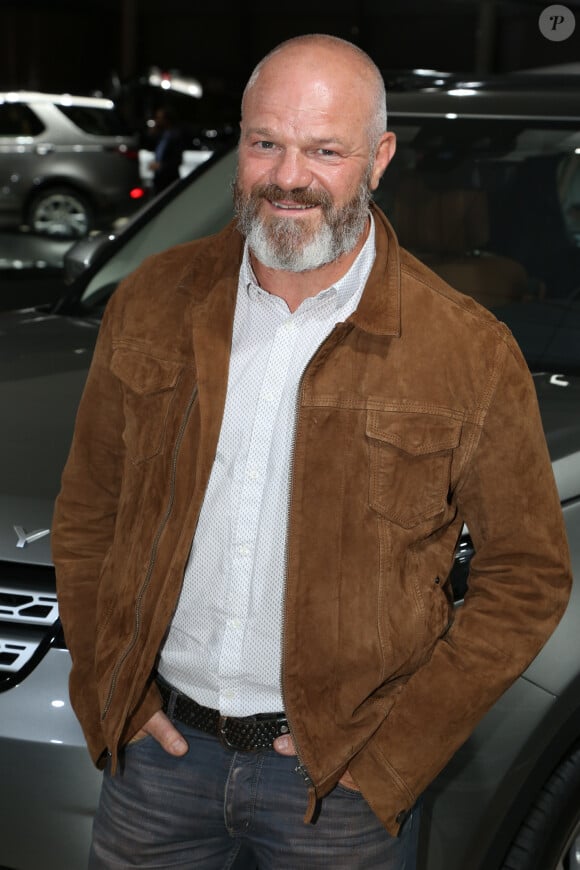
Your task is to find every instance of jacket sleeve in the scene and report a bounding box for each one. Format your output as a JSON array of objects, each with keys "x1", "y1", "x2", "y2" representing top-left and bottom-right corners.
[
  {"x1": 349, "y1": 329, "x2": 572, "y2": 833},
  {"x1": 51, "y1": 297, "x2": 126, "y2": 763}
]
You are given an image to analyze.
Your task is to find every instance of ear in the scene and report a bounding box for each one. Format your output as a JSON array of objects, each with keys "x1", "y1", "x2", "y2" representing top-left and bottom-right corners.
[{"x1": 369, "y1": 132, "x2": 397, "y2": 191}]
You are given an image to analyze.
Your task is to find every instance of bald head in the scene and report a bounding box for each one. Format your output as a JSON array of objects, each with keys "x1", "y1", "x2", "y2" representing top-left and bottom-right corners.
[{"x1": 242, "y1": 34, "x2": 387, "y2": 149}]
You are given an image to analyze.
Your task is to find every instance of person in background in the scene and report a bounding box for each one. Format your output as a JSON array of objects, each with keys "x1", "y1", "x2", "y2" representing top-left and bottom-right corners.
[
  {"x1": 52, "y1": 33, "x2": 572, "y2": 870},
  {"x1": 149, "y1": 105, "x2": 184, "y2": 194}
]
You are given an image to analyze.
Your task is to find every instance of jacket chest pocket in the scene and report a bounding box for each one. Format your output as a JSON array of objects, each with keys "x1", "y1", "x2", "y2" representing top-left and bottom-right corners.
[
  {"x1": 367, "y1": 409, "x2": 462, "y2": 528},
  {"x1": 111, "y1": 348, "x2": 184, "y2": 463}
]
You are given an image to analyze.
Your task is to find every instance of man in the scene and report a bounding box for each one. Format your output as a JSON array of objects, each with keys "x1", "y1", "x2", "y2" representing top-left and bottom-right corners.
[
  {"x1": 52, "y1": 34, "x2": 571, "y2": 869},
  {"x1": 148, "y1": 106, "x2": 184, "y2": 194}
]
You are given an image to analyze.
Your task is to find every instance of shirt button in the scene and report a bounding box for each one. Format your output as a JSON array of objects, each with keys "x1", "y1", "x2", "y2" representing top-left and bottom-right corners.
[
  {"x1": 223, "y1": 689, "x2": 235, "y2": 700},
  {"x1": 247, "y1": 468, "x2": 259, "y2": 481},
  {"x1": 237, "y1": 545, "x2": 250, "y2": 556},
  {"x1": 227, "y1": 618, "x2": 241, "y2": 629}
]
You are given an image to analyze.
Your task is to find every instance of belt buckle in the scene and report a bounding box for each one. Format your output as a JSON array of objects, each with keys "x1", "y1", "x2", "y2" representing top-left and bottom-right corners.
[{"x1": 218, "y1": 715, "x2": 243, "y2": 751}]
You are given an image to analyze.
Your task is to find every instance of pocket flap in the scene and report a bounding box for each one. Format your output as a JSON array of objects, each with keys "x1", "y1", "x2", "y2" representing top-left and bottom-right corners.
[
  {"x1": 366, "y1": 410, "x2": 461, "y2": 456},
  {"x1": 111, "y1": 348, "x2": 182, "y2": 395}
]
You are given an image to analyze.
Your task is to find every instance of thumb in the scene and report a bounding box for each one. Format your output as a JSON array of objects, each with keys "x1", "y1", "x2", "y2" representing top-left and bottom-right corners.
[
  {"x1": 145, "y1": 710, "x2": 188, "y2": 756},
  {"x1": 273, "y1": 734, "x2": 297, "y2": 756}
]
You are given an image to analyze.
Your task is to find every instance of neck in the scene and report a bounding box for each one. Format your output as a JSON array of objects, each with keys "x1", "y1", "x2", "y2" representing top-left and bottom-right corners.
[{"x1": 250, "y1": 219, "x2": 369, "y2": 314}]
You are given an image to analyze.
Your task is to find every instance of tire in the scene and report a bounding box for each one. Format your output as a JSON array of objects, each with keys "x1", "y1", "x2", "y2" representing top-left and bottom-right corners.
[
  {"x1": 27, "y1": 186, "x2": 93, "y2": 239},
  {"x1": 501, "y1": 743, "x2": 580, "y2": 870}
]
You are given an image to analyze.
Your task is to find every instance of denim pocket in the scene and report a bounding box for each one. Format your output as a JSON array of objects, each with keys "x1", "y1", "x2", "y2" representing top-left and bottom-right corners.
[{"x1": 124, "y1": 732, "x2": 155, "y2": 751}]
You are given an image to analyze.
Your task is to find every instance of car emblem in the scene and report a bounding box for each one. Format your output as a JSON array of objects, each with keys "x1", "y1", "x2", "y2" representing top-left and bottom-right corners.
[{"x1": 14, "y1": 525, "x2": 50, "y2": 548}]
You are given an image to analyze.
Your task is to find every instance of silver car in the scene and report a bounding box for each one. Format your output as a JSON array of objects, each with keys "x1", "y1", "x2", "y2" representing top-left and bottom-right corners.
[
  {"x1": 0, "y1": 91, "x2": 146, "y2": 239},
  {"x1": 0, "y1": 73, "x2": 579, "y2": 870}
]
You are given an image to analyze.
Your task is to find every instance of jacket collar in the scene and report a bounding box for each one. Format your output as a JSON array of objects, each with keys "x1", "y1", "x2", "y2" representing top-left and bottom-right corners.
[{"x1": 347, "y1": 202, "x2": 401, "y2": 337}]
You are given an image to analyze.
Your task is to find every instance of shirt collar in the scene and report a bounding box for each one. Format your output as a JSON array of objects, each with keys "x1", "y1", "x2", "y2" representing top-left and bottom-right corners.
[{"x1": 239, "y1": 213, "x2": 376, "y2": 314}]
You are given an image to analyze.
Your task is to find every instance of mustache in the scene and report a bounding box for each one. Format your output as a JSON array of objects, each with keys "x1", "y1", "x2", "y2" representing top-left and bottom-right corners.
[{"x1": 251, "y1": 183, "x2": 333, "y2": 209}]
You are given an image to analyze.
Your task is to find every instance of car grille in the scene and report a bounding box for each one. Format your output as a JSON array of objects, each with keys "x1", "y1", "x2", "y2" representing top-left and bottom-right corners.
[{"x1": 0, "y1": 561, "x2": 61, "y2": 691}]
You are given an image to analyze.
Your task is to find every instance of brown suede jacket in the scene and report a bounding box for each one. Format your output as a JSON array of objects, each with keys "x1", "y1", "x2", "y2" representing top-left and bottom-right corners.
[{"x1": 52, "y1": 204, "x2": 572, "y2": 835}]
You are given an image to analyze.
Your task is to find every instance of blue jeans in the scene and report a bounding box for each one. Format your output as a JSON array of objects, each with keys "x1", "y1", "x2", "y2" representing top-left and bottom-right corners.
[{"x1": 89, "y1": 722, "x2": 420, "y2": 869}]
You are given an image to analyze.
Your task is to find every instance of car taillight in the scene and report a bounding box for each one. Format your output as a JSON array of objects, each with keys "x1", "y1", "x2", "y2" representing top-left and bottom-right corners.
[
  {"x1": 130, "y1": 187, "x2": 146, "y2": 199},
  {"x1": 116, "y1": 144, "x2": 139, "y2": 160}
]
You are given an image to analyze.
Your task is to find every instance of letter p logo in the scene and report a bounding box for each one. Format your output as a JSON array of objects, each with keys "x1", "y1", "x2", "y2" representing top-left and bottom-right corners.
[{"x1": 539, "y1": 5, "x2": 576, "y2": 40}]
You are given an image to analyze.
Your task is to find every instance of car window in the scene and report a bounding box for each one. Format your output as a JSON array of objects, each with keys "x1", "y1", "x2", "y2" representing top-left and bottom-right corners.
[
  {"x1": 375, "y1": 117, "x2": 580, "y2": 299},
  {"x1": 374, "y1": 116, "x2": 580, "y2": 372},
  {"x1": 57, "y1": 104, "x2": 131, "y2": 136},
  {"x1": 558, "y1": 152, "x2": 580, "y2": 245},
  {"x1": 0, "y1": 103, "x2": 44, "y2": 136}
]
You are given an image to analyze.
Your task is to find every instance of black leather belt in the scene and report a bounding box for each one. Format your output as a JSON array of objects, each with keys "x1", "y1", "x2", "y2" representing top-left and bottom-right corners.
[{"x1": 157, "y1": 677, "x2": 290, "y2": 752}]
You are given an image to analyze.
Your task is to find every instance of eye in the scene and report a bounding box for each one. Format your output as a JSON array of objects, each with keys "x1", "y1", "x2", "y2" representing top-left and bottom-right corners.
[
  {"x1": 314, "y1": 148, "x2": 341, "y2": 160},
  {"x1": 255, "y1": 140, "x2": 276, "y2": 150}
]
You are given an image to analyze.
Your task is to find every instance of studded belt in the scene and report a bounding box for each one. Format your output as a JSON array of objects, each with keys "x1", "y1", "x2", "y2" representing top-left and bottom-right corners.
[{"x1": 157, "y1": 677, "x2": 290, "y2": 752}]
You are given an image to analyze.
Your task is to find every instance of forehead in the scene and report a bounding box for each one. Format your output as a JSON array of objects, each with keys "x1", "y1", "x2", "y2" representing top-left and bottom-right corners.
[{"x1": 242, "y1": 48, "x2": 373, "y2": 136}]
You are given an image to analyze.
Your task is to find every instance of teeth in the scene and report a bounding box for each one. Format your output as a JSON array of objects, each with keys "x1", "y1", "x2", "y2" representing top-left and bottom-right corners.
[{"x1": 273, "y1": 202, "x2": 315, "y2": 210}]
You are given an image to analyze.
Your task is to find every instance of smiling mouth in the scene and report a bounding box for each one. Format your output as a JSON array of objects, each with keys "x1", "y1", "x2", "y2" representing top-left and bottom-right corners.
[{"x1": 271, "y1": 201, "x2": 318, "y2": 211}]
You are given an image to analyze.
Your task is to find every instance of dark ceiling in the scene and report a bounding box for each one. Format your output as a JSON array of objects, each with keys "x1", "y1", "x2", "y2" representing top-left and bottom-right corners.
[{"x1": 2, "y1": 0, "x2": 579, "y2": 99}]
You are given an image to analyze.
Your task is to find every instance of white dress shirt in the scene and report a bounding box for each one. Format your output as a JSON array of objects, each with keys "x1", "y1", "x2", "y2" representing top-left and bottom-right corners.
[{"x1": 159, "y1": 215, "x2": 376, "y2": 715}]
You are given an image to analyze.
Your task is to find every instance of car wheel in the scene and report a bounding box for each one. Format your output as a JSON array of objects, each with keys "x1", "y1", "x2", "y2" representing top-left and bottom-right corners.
[
  {"x1": 501, "y1": 743, "x2": 580, "y2": 870},
  {"x1": 27, "y1": 187, "x2": 93, "y2": 239}
]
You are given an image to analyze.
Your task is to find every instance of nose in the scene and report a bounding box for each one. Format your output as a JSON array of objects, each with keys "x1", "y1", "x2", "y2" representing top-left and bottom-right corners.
[{"x1": 270, "y1": 149, "x2": 312, "y2": 191}]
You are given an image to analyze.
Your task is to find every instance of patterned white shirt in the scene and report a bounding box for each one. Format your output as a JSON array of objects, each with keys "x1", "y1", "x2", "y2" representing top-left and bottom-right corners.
[{"x1": 159, "y1": 215, "x2": 376, "y2": 715}]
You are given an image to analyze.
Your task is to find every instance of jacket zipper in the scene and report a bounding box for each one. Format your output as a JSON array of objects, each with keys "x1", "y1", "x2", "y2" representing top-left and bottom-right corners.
[
  {"x1": 101, "y1": 383, "x2": 199, "y2": 722},
  {"x1": 280, "y1": 322, "x2": 351, "y2": 793},
  {"x1": 280, "y1": 370, "x2": 312, "y2": 787}
]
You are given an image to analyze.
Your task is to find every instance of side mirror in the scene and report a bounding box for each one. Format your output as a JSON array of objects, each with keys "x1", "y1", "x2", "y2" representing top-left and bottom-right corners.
[{"x1": 63, "y1": 232, "x2": 114, "y2": 284}]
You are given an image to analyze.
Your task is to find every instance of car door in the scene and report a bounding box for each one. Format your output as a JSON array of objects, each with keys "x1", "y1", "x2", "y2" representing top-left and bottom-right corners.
[{"x1": 0, "y1": 101, "x2": 46, "y2": 225}]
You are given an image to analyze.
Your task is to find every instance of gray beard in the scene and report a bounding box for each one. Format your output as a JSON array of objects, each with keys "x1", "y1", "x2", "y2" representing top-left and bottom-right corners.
[{"x1": 234, "y1": 179, "x2": 372, "y2": 273}]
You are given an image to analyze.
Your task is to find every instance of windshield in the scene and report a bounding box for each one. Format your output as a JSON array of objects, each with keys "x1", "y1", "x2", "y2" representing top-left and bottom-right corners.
[
  {"x1": 76, "y1": 148, "x2": 237, "y2": 312},
  {"x1": 73, "y1": 113, "x2": 580, "y2": 372}
]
